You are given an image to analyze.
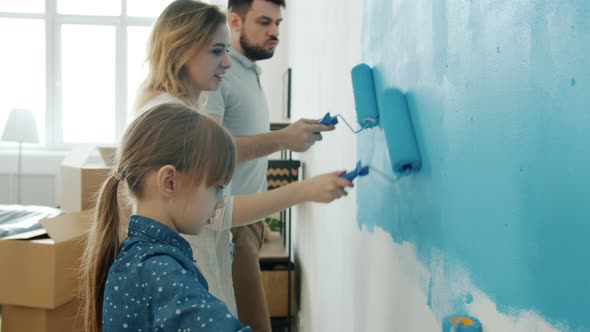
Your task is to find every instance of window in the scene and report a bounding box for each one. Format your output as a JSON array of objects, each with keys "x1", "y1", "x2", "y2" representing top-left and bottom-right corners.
[
  {"x1": 0, "y1": 0, "x2": 224, "y2": 148},
  {"x1": 0, "y1": 18, "x2": 46, "y2": 144}
]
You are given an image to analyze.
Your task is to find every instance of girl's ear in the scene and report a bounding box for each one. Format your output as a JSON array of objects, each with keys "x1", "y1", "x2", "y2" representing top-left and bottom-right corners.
[{"x1": 157, "y1": 165, "x2": 177, "y2": 196}]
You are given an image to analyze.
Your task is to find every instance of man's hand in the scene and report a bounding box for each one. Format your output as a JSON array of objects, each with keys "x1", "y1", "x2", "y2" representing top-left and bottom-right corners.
[{"x1": 277, "y1": 118, "x2": 335, "y2": 152}]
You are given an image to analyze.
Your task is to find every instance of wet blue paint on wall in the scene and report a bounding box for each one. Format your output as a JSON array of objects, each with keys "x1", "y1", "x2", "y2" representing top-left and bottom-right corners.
[{"x1": 357, "y1": 0, "x2": 590, "y2": 329}]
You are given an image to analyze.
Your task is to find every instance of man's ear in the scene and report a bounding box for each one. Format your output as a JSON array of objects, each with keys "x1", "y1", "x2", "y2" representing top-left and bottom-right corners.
[
  {"x1": 228, "y1": 11, "x2": 244, "y2": 33},
  {"x1": 157, "y1": 165, "x2": 177, "y2": 197}
]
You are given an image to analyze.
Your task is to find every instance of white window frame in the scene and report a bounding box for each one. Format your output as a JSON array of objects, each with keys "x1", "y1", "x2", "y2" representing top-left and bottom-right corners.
[{"x1": 1, "y1": 0, "x2": 224, "y2": 150}]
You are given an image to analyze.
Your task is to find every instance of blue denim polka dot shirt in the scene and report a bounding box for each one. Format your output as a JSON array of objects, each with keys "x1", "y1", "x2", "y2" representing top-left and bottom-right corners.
[{"x1": 102, "y1": 215, "x2": 251, "y2": 332}]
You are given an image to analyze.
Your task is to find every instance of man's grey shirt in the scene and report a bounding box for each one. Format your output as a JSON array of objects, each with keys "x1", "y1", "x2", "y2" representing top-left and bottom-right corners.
[{"x1": 205, "y1": 48, "x2": 270, "y2": 196}]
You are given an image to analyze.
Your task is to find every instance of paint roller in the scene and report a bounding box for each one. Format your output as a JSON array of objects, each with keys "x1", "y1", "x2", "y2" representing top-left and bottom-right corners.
[
  {"x1": 316, "y1": 63, "x2": 379, "y2": 132},
  {"x1": 351, "y1": 63, "x2": 380, "y2": 129},
  {"x1": 339, "y1": 160, "x2": 406, "y2": 184},
  {"x1": 378, "y1": 87, "x2": 421, "y2": 174},
  {"x1": 317, "y1": 64, "x2": 379, "y2": 132},
  {"x1": 352, "y1": 63, "x2": 422, "y2": 175},
  {"x1": 442, "y1": 315, "x2": 482, "y2": 332},
  {"x1": 319, "y1": 63, "x2": 422, "y2": 177}
]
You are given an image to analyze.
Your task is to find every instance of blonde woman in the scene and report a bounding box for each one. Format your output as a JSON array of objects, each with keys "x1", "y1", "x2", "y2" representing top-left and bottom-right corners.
[{"x1": 134, "y1": 0, "x2": 352, "y2": 316}]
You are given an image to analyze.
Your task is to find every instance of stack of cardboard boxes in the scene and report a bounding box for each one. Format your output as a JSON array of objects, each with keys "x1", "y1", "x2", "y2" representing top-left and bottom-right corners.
[
  {"x1": 0, "y1": 147, "x2": 114, "y2": 332},
  {"x1": 0, "y1": 211, "x2": 91, "y2": 332}
]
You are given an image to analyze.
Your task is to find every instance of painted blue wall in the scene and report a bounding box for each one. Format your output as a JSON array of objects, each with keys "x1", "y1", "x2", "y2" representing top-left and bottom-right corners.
[{"x1": 358, "y1": 0, "x2": 590, "y2": 329}]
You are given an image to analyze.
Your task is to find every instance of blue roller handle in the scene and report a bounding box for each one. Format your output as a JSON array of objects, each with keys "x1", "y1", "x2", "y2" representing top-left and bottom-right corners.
[
  {"x1": 318, "y1": 112, "x2": 339, "y2": 126},
  {"x1": 340, "y1": 161, "x2": 370, "y2": 182}
]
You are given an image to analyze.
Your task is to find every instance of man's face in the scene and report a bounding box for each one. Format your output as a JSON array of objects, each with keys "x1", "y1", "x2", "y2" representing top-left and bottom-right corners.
[{"x1": 238, "y1": 0, "x2": 283, "y2": 61}]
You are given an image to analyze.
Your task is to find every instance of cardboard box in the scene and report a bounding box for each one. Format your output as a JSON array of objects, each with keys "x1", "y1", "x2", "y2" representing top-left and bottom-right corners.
[
  {"x1": 60, "y1": 147, "x2": 114, "y2": 212},
  {"x1": 97, "y1": 146, "x2": 117, "y2": 166},
  {"x1": 2, "y1": 299, "x2": 83, "y2": 332},
  {"x1": 0, "y1": 210, "x2": 92, "y2": 309}
]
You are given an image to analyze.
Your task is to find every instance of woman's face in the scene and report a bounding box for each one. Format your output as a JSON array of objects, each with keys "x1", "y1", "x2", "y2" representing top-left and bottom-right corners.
[{"x1": 183, "y1": 24, "x2": 231, "y2": 93}]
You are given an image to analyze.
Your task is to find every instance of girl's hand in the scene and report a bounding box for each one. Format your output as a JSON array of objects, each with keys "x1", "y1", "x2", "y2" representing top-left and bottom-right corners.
[{"x1": 302, "y1": 171, "x2": 354, "y2": 203}]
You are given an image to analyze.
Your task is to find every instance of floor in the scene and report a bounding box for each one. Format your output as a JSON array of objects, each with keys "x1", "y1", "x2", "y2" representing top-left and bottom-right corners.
[{"x1": 0, "y1": 306, "x2": 298, "y2": 332}]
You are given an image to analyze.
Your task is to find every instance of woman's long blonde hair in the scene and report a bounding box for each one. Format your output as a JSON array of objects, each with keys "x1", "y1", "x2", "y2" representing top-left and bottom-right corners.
[
  {"x1": 134, "y1": 0, "x2": 226, "y2": 111},
  {"x1": 80, "y1": 103, "x2": 236, "y2": 332}
]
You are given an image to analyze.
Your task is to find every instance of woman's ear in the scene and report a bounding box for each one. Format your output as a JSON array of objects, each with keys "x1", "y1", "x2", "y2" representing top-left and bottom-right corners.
[{"x1": 157, "y1": 165, "x2": 177, "y2": 196}]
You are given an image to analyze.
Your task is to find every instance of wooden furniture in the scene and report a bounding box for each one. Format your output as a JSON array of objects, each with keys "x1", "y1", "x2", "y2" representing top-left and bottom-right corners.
[
  {"x1": 260, "y1": 126, "x2": 300, "y2": 331},
  {"x1": 260, "y1": 231, "x2": 295, "y2": 318}
]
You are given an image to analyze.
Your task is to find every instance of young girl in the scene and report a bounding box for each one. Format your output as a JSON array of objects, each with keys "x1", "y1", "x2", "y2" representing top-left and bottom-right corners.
[
  {"x1": 81, "y1": 103, "x2": 251, "y2": 332},
  {"x1": 133, "y1": 0, "x2": 352, "y2": 316}
]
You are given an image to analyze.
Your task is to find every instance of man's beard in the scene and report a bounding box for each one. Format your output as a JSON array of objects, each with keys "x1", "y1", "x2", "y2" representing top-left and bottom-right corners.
[{"x1": 240, "y1": 34, "x2": 278, "y2": 61}]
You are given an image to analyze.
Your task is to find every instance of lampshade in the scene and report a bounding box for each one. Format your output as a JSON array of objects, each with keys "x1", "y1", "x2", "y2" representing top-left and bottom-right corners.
[{"x1": 1, "y1": 108, "x2": 39, "y2": 144}]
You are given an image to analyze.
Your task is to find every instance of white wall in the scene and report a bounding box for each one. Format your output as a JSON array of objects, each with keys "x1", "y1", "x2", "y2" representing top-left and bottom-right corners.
[
  {"x1": 287, "y1": 0, "x2": 569, "y2": 331},
  {"x1": 286, "y1": 0, "x2": 364, "y2": 330}
]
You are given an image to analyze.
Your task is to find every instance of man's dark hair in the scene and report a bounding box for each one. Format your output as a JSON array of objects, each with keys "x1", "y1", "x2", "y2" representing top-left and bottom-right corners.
[{"x1": 228, "y1": 0, "x2": 286, "y2": 18}]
